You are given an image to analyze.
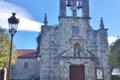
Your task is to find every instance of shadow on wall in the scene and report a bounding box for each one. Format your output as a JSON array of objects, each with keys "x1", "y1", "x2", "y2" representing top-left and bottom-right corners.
[{"x1": 112, "y1": 75, "x2": 120, "y2": 80}]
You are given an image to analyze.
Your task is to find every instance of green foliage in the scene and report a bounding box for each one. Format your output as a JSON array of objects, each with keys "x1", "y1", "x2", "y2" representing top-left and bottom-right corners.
[
  {"x1": 109, "y1": 38, "x2": 120, "y2": 69},
  {"x1": 0, "y1": 28, "x2": 10, "y2": 68},
  {"x1": 0, "y1": 28, "x2": 17, "y2": 68}
]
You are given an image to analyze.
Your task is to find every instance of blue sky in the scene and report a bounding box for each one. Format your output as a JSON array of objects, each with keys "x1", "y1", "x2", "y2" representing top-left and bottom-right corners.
[{"x1": 0, "y1": 0, "x2": 120, "y2": 49}]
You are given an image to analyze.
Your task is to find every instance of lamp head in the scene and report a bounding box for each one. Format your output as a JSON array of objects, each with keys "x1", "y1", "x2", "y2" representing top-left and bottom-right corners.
[{"x1": 8, "y1": 12, "x2": 19, "y2": 37}]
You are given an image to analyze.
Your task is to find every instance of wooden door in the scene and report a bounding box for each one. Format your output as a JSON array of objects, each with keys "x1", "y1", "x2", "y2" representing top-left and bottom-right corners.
[{"x1": 70, "y1": 65, "x2": 85, "y2": 80}]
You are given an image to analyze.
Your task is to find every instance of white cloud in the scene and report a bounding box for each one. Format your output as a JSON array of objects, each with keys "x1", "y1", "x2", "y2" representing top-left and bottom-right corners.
[
  {"x1": 0, "y1": 1, "x2": 32, "y2": 19},
  {"x1": 108, "y1": 36, "x2": 117, "y2": 44},
  {"x1": 0, "y1": 1, "x2": 42, "y2": 32}
]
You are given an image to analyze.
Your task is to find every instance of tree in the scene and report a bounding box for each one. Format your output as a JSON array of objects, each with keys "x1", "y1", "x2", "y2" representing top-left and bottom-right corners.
[
  {"x1": 0, "y1": 27, "x2": 16, "y2": 68},
  {"x1": 109, "y1": 38, "x2": 120, "y2": 71}
]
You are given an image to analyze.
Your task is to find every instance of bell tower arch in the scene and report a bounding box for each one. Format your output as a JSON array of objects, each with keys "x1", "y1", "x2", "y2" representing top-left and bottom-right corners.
[{"x1": 59, "y1": 0, "x2": 90, "y2": 18}]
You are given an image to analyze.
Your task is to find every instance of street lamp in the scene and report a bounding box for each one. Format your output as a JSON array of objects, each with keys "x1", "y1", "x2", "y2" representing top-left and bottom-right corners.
[{"x1": 8, "y1": 12, "x2": 19, "y2": 80}]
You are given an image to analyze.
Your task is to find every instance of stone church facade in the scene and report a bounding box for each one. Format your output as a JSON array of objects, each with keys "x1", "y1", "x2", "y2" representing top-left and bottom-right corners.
[{"x1": 11, "y1": 0, "x2": 111, "y2": 80}]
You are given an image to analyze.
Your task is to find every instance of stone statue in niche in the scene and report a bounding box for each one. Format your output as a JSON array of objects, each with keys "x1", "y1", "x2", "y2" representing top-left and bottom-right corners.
[{"x1": 73, "y1": 43, "x2": 81, "y2": 57}]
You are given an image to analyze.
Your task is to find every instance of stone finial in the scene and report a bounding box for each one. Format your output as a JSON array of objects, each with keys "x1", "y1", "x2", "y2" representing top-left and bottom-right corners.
[
  {"x1": 44, "y1": 13, "x2": 48, "y2": 26},
  {"x1": 100, "y1": 17, "x2": 104, "y2": 29}
]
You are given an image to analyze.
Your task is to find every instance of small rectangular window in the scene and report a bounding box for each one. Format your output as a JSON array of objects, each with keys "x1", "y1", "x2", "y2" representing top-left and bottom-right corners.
[
  {"x1": 72, "y1": 26, "x2": 79, "y2": 34},
  {"x1": 24, "y1": 62, "x2": 28, "y2": 68}
]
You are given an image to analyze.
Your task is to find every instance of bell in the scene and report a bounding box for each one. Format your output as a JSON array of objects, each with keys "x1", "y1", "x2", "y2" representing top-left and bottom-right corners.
[
  {"x1": 66, "y1": 0, "x2": 72, "y2": 7},
  {"x1": 77, "y1": 1, "x2": 82, "y2": 9}
]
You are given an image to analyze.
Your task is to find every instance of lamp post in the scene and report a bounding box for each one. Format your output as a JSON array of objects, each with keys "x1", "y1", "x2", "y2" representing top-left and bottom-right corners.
[{"x1": 8, "y1": 13, "x2": 19, "y2": 80}]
